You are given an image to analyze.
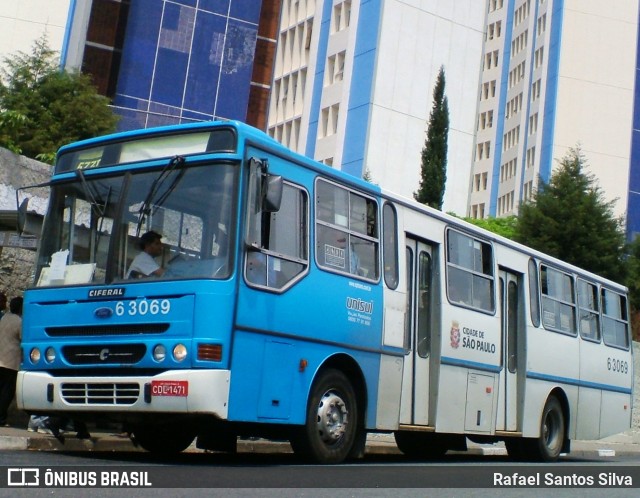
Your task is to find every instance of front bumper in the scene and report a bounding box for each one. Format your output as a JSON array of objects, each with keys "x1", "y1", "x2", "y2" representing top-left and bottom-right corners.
[{"x1": 16, "y1": 369, "x2": 230, "y2": 418}]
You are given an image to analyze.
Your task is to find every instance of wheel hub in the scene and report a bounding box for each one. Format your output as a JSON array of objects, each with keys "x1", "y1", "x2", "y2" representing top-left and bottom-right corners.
[
  {"x1": 544, "y1": 412, "x2": 560, "y2": 447},
  {"x1": 316, "y1": 391, "x2": 348, "y2": 444}
]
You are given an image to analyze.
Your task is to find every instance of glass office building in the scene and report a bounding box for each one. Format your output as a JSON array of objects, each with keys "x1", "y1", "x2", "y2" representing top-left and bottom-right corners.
[{"x1": 63, "y1": 0, "x2": 279, "y2": 131}]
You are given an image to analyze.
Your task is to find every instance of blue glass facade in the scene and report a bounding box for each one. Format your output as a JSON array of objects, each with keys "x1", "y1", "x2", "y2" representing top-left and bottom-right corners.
[
  {"x1": 627, "y1": 6, "x2": 640, "y2": 240},
  {"x1": 113, "y1": 0, "x2": 261, "y2": 131}
]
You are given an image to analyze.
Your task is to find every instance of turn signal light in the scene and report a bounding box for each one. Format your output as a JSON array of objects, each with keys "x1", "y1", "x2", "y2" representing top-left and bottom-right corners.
[{"x1": 198, "y1": 344, "x2": 222, "y2": 361}]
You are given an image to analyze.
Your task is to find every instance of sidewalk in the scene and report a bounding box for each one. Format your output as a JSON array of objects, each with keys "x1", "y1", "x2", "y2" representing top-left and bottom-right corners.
[{"x1": 1, "y1": 425, "x2": 639, "y2": 458}]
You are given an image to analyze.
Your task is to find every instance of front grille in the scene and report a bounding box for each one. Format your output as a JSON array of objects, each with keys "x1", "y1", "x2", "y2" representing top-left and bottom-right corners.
[
  {"x1": 61, "y1": 382, "x2": 140, "y2": 405},
  {"x1": 46, "y1": 324, "x2": 169, "y2": 337},
  {"x1": 62, "y1": 344, "x2": 146, "y2": 365}
]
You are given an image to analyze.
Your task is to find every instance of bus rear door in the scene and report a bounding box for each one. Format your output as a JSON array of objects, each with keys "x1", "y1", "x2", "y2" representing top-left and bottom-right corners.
[
  {"x1": 498, "y1": 268, "x2": 522, "y2": 432},
  {"x1": 399, "y1": 238, "x2": 437, "y2": 426}
]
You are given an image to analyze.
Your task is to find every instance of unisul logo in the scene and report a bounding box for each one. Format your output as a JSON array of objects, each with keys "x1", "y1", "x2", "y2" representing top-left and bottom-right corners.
[{"x1": 346, "y1": 297, "x2": 373, "y2": 314}]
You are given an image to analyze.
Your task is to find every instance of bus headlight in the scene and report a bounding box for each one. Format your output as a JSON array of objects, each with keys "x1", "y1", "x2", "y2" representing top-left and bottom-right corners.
[
  {"x1": 30, "y1": 348, "x2": 41, "y2": 364},
  {"x1": 153, "y1": 344, "x2": 167, "y2": 362},
  {"x1": 173, "y1": 344, "x2": 187, "y2": 362},
  {"x1": 44, "y1": 347, "x2": 56, "y2": 363}
]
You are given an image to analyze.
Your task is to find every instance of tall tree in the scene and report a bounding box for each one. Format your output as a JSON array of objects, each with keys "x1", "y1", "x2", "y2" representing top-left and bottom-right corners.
[
  {"x1": 414, "y1": 66, "x2": 449, "y2": 210},
  {"x1": 515, "y1": 147, "x2": 626, "y2": 282},
  {"x1": 0, "y1": 36, "x2": 118, "y2": 162}
]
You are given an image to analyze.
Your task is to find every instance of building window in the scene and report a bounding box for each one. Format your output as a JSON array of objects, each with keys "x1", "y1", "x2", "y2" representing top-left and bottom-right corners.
[
  {"x1": 537, "y1": 13, "x2": 547, "y2": 36},
  {"x1": 332, "y1": 1, "x2": 352, "y2": 33},
  {"x1": 529, "y1": 113, "x2": 538, "y2": 135},
  {"x1": 320, "y1": 104, "x2": 340, "y2": 137},
  {"x1": 325, "y1": 51, "x2": 346, "y2": 86},
  {"x1": 535, "y1": 47, "x2": 544, "y2": 68}
]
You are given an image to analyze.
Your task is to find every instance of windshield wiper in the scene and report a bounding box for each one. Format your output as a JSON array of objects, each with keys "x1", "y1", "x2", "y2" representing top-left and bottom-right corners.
[
  {"x1": 75, "y1": 169, "x2": 113, "y2": 264},
  {"x1": 76, "y1": 169, "x2": 107, "y2": 217},
  {"x1": 135, "y1": 155, "x2": 185, "y2": 237}
]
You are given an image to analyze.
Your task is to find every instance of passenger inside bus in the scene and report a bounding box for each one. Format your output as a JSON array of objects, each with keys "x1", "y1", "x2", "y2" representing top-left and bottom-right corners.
[{"x1": 126, "y1": 231, "x2": 166, "y2": 278}]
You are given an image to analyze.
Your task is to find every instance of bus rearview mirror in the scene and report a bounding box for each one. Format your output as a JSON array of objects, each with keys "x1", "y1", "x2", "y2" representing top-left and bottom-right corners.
[
  {"x1": 17, "y1": 197, "x2": 29, "y2": 234},
  {"x1": 263, "y1": 174, "x2": 283, "y2": 213}
]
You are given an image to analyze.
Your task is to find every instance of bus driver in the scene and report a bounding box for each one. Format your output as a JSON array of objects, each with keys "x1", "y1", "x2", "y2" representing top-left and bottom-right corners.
[{"x1": 127, "y1": 231, "x2": 165, "y2": 278}]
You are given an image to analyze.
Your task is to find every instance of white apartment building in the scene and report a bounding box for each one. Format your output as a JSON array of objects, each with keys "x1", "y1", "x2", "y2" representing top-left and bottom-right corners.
[
  {"x1": 0, "y1": 0, "x2": 70, "y2": 65},
  {"x1": 469, "y1": 0, "x2": 638, "y2": 221},
  {"x1": 267, "y1": 0, "x2": 487, "y2": 215}
]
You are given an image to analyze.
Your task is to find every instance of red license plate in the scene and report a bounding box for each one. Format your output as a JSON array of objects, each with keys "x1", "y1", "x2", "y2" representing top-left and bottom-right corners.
[{"x1": 150, "y1": 380, "x2": 189, "y2": 397}]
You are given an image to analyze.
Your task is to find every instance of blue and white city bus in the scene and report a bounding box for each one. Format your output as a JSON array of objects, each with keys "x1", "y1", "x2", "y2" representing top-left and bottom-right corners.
[{"x1": 16, "y1": 121, "x2": 633, "y2": 463}]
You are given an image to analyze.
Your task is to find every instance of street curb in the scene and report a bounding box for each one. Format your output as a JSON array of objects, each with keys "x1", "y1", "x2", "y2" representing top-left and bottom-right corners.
[
  {"x1": 23, "y1": 434, "x2": 145, "y2": 452},
  {"x1": 0, "y1": 436, "x2": 27, "y2": 451}
]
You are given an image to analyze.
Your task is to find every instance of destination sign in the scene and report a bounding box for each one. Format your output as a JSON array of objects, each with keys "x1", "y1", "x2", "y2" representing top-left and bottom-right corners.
[{"x1": 55, "y1": 127, "x2": 237, "y2": 173}]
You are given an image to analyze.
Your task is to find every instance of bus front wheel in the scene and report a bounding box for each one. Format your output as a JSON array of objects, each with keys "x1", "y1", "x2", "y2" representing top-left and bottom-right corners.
[{"x1": 290, "y1": 368, "x2": 360, "y2": 464}]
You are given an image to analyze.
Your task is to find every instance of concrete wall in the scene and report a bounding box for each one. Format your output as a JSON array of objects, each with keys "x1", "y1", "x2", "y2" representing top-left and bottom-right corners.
[{"x1": 0, "y1": 148, "x2": 50, "y2": 297}]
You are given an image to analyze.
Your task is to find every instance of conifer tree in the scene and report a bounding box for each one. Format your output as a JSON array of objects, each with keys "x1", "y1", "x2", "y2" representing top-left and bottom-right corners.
[
  {"x1": 414, "y1": 66, "x2": 449, "y2": 210},
  {"x1": 515, "y1": 148, "x2": 625, "y2": 282}
]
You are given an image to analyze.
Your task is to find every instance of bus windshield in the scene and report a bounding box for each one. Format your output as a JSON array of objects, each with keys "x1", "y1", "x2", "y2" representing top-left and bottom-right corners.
[{"x1": 34, "y1": 160, "x2": 239, "y2": 286}]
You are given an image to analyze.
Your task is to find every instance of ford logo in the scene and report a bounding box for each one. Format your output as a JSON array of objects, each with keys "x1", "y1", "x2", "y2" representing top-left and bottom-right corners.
[{"x1": 94, "y1": 307, "x2": 113, "y2": 319}]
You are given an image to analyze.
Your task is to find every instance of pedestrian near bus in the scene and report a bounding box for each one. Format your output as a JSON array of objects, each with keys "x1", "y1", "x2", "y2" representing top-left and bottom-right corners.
[{"x1": 0, "y1": 296, "x2": 23, "y2": 426}]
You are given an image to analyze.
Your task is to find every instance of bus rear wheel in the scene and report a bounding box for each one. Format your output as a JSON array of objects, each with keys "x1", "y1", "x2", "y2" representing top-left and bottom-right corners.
[
  {"x1": 525, "y1": 396, "x2": 565, "y2": 462},
  {"x1": 132, "y1": 424, "x2": 196, "y2": 455},
  {"x1": 290, "y1": 369, "x2": 360, "y2": 464}
]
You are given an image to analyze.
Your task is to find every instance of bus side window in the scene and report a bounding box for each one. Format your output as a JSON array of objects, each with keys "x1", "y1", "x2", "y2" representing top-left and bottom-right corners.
[
  {"x1": 446, "y1": 229, "x2": 494, "y2": 312},
  {"x1": 383, "y1": 203, "x2": 399, "y2": 289},
  {"x1": 245, "y1": 181, "x2": 309, "y2": 290},
  {"x1": 540, "y1": 265, "x2": 576, "y2": 335},
  {"x1": 528, "y1": 258, "x2": 540, "y2": 327},
  {"x1": 315, "y1": 178, "x2": 379, "y2": 281},
  {"x1": 578, "y1": 279, "x2": 600, "y2": 341},
  {"x1": 601, "y1": 289, "x2": 629, "y2": 349}
]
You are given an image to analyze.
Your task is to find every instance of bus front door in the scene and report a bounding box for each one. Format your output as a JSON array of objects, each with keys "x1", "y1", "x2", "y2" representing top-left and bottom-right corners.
[
  {"x1": 498, "y1": 269, "x2": 521, "y2": 432},
  {"x1": 399, "y1": 238, "x2": 436, "y2": 426}
]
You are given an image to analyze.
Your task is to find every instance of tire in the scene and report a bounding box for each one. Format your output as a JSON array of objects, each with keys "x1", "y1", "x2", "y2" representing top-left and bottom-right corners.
[
  {"x1": 290, "y1": 369, "x2": 360, "y2": 464},
  {"x1": 394, "y1": 431, "x2": 448, "y2": 459},
  {"x1": 525, "y1": 396, "x2": 565, "y2": 462},
  {"x1": 132, "y1": 424, "x2": 196, "y2": 455}
]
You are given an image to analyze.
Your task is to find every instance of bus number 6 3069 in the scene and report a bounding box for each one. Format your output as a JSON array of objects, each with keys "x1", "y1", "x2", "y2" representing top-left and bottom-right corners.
[
  {"x1": 607, "y1": 357, "x2": 629, "y2": 374},
  {"x1": 115, "y1": 299, "x2": 171, "y2": 317}
]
